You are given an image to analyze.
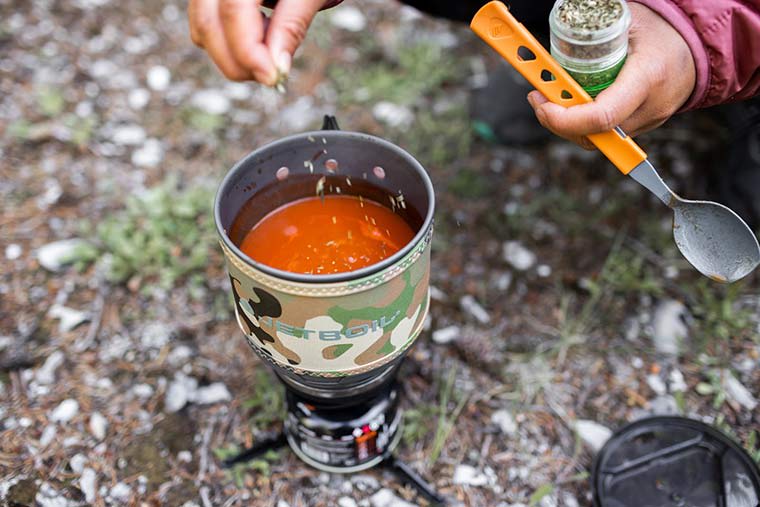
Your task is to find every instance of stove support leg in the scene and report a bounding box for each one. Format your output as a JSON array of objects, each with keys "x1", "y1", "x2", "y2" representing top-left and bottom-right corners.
[
  {"x1": 221, "y1": 432, "x2": 288, "y2": 468},
  {"x1": 383, "y1": 455, "x2": 449, "y2": 506}
]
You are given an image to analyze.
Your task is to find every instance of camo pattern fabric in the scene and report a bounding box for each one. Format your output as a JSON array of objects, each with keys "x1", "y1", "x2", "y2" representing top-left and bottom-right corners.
[{"x1": 221, "y1": 227, "x2": 431, "y2": 377}]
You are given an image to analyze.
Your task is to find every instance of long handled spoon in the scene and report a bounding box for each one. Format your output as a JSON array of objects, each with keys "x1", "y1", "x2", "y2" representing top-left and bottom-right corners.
[{"x1": 471, "y1": 1, "x2": 760, "y2": 283}]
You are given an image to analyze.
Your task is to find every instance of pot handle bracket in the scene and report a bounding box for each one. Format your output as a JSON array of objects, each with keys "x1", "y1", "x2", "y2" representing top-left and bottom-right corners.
[{"x1": 321, "y1": 115, "x2": 341, "y2": 131}]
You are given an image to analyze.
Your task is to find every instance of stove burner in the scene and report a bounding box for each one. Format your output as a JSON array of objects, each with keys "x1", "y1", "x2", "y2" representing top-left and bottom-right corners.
[{"x1": 222, "y1": 381, "x2": 448, "y2": 505}]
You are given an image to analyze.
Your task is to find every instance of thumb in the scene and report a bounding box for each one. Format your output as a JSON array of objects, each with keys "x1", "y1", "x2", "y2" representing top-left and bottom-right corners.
[{"x1": 266, "y1": 0, "x2": 325, "y2": 74}]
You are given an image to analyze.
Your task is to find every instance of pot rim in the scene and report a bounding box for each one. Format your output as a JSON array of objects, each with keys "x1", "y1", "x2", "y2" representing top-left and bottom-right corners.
[{"x1": 214, "y1": 130, "x2": 435, "y2": 284}]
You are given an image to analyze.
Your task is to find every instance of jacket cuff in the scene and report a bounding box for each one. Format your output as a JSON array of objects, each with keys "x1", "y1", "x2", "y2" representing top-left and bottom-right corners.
[{"x1": 628, "y1": 0, "x2": 709, "y2": 111}]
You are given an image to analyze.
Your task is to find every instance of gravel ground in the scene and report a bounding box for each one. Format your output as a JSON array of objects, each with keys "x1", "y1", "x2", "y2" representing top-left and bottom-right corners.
[{"x1": 1, "y1": 1, "x2": 759, "y2": 506}]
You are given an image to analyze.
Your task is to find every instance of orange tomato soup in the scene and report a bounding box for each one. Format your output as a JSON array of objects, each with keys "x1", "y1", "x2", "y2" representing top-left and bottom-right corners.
[{"x1": 239, "y1": 195, "x2": 415, "y2": 275}]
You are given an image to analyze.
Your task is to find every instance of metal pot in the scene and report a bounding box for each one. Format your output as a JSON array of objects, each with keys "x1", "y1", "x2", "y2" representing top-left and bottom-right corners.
[{"x1": 214, "y1": 118, "x2": 434, "y2": 400}]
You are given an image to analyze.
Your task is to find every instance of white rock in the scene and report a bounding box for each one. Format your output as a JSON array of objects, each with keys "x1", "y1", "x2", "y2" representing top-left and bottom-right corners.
[
  {"x1": 193, "y1": 383, "x2": 232, "y2": 405},
  {"x1": 224, "y1": 82, "x2": 251, "y2": 101},
  {"x1": 372, "y1": 102, "x2": 414, "y2": 130},
  {"x1": 536, "y1": 264, "x2": 552, "y2": 277},
  {"x1": 165, "y1": 374, "x2": 198, "y2": 413},
  {"x1": 132, "y1": 383, "x2": 154, "y2": 399},
  {"x1": 277, "y1": 96, "x2": 318, "y2": 131},
  {"x1": 429, "y1": 285, "x2": 447, "y2": 302},
  {"x1": 452, "y1": 464, "x2": 489, "y2": 487},
  {"x1": 651, "y1": 300, "x2": 688, "y2": 355},
  {"x1": 109, "y1": 482, "x2": 131, "y2": 502},
  {"x1": 177, "y1": 450, "x2": 192, "y2": 462},
  {"x1": 352, "y1": 474, "x2": 380, "y2": 492},
  {"x1": 69, "y1": 453, "x2": 87, "y2": 473},
  {"x1": 646, "y1": 374, "x2": 667, "y2": 396},
  {"x1": 338, "y1": 498, "x2": 358, "y2": 507},
  {"x1": 502, "y1": 241, "x2": 536, "y2": 271},
  {"x1": 561, "y1": 492, "x2": 580, "y2": 507},
  {"x1": 491, "y1": 409, "x2": 517, "y2": 435},
  {"x1": 495, "y1": 272, "x2": 513, "y2": 291},
  {"x1": 370, "y1": 488, "x2": 418, "y2": 507},
  {"x1": 128, "y1": 88, "x2": 150, "y2": 109},
  {"x1": 5, "y1": 244, "x2": 22, "y2": 260},
  {"x1": 147, "y1": 65, "x2": 171, "y2": 91},
  {"x1": 648, "y1": 395, "x2": 679, "y2": 415},
  {"x1": 89, "y1": 412, "x2": 108, "y2": 440},
  {"x1": 330, "y1": 6, "x2": 367, "y2": 31},
  {"x1": 39, "y1": 425, "x2": 57, "y2": 447},
  {"x1": 51, "y1": 399, "x2": 79, "y2": 423},
  {"x1": 669, "y1": 369, "x2": 687, "y2": 392},
  {"x1": 79, "y1": 468, "x2": 97, "y2": 504},
  {"x1": 36, "y1": 351, "x2": 65, "y2": 385},
  {"x1": 36, "y1": 239, "x2": 91, "y2": 272},
  {"x1": 432, "y1": 325, "x2": 460, "y2": 345},
  {"x1": 36, "y1": 482, "x2": 81, "y2": 507},
  {"x1": 574, "y1": 419, "x2": 612, "y2": 453},
  {"x1": 132, "y1": 138, "x2": 163, "y2": 168},
  {"x1": 191, "y1": 89, "x2": 230, "y2": 115},
  {"x1": 141, "y1": 322, "x2": 171, "y2": 349},
  {"x1": 276, "y1": 501, "x2": 291, "y2": 507},
  {"x1": 111, "y1": 124, "x2": 146, "y2": 146},
  {"x1": 168, "y1": 345, "x2": 193, "y2": 366},
  {"x1": 49, "y1": 305, "x2": 90, "y2": 333},
  {"x1": 460, "y1": 295, "x2": 491, "y2": 324},
  {"x1": 722, "y1": 370, "x2": 758, "y2": 411}
]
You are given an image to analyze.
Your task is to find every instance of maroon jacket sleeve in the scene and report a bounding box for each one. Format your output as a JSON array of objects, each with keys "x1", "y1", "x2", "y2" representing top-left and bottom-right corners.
[{"x1": 631, "y1": 0, "x2": 760, "y2": 111}]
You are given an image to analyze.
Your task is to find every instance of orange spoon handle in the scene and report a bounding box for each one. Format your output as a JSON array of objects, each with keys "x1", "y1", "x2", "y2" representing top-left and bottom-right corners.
[{"x1": 470, "y1": 1, "x2": 647, "y2": 175}]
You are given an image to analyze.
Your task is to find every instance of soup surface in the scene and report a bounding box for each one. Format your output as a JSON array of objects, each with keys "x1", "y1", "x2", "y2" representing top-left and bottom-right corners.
[{"x1": 239, "y1": 195, "x2": 415, "y2": 275}]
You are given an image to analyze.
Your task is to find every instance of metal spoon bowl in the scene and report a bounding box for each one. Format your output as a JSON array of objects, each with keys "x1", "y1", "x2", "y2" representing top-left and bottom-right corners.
[{"x1": 673, "y1": 200, "x2": 760, "y2": 283}]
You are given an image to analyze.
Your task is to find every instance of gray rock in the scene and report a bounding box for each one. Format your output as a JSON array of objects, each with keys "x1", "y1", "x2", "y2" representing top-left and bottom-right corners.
[
  {"x1": 37, "y1": 239, "x2": 92, "y2": 272},
  {"x1": 330, "y1": 6, "x2": 367, "y2": 31},
  {"x1": 194, "y1": 383, "x2": 232, "y2": 405},
  {"x1": 51, "y1": 399, "x2": 79, "y2": 423},
  {"x1": 646, "y1": 373, "x2": 667, "y2": 396},
  {"x1": 648, "y1": 395, "x2": 679, "y2": 415},
  {"x1": 111, "y1": 124, "x2": 146, "y2": 146},
  {"x1": 49, "y1": 305, "x2": 89, "y2": 333},
  {"x1": 651, "y1": 300, "x2": 688, "y2": 356},
  {"x1": 191, "y1": 89, "x2": 230, "y2": 115},
  {"x1": 146, "y1": 65, "x2": 171, "y2": 91},
  {"x1": 453, "y1": 464, "x2": 489, "y2": 487},
  {"x1": 491, "y1": 409, "x2": 518, "y2": 435},
  {"x1": 109, "y1": 482, "x2": 131, "y2": 503},
  {"x1": 574, "y1": 419, "x2": 612, "y2": 453},
  {"x1": 79, "y1": 468, "x2": 97, "y2": 504},
  {"x1": 277, "y1": 96, "x2": 319, "y2": 131},
  {"x1": 69, "y1": 453, "x2": 87, "y2": 473},
  {"x1": 36, "y1": 351, "x2": 65, "y2": 384},
  {"x1": 370, "y1": 488, "x2": 418, "y2": 507},
  {"x1": 722, "y1": 370, "x2": 758, "y2": 411},
  {"x1": 372, "y1": 102, "x2": 414, "y2": 130},
  {"x1": 352, "y1": 474, "x2": 380, "y2": 492},
  {"x1": 128, "y1": 88, "x2": 150, "y2": 110},
  {"x1": 224, "y1": 82, "x2": 252, "y2": 101},
  {"x1": 5, "y1": 243, "x2": 22, "y2": 260},
  {"x1": 89, "y1": 412, "x2": 108, "y2": 440},
  {"x1": 669, "y1": 368, "x2": 687, "y2": 392},
  {"x1": 39, "y1": 425, "x2": 57, "y2": 447},
  {"x1": 460, "y1": 295, "x2": 491, "y2": 324},
  {"x1": 502, "y1": 241, "x2": 536, "y2": 271},
  {"x1": 141, "y1": 322, "x2": 171, "y2": 349},
  {"x1": 165, "y1": 374, "x2": 198, "y2": 413},
  {"x1": 432, "y1": 325, "x2": 460, "y2": 345},
  {"x1": 131, "y1": 138, "x2": 163, "y2": 168}
]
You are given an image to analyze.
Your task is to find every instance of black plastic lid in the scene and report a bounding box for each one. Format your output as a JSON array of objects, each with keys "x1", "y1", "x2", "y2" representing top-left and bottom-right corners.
[{"x1": 592, "y1": 416, "x2": 760, "y2": 507}]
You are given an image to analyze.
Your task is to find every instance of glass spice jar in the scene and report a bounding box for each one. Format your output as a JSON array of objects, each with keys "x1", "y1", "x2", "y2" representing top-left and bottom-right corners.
[{"x1": 549, "y1": 0, "x2": 631, "y2": 97}]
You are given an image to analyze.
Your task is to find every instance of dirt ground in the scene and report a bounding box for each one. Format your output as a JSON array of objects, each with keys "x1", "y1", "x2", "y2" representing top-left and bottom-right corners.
[{"x1": 1, "y1": 1, "x2": 759, "y2": 506}]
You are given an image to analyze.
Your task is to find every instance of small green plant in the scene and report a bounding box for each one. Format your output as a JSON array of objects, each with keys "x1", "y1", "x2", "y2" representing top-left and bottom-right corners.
[
  {"x1": 695, "y1": 369, "x2": 728, "y2": 410},
  {"x1": 184, "y1": 108, "x2": 226, "y2": 133},
  {"x1": 213, "y1": 445, "x2": 280, "y2": 487},
  {"x1": 402, "y1": 402, "x2": 437, "y2": 447},
  {"x1": 428, "y1": 367, "x2": 469, "y2": 466},
  {"x1": 447, "y1": 168, "x2": 491, "y2": 199},
  {"x1": 37, "y1": 86, "x2": 65, "y2": 117},
  {"x1": 691, "y1": 280, "x2": 755, "y2": 350},
  {"x1": 242, "y1": 368, "x2": 286, "y2": 428},
  {"x1": 95, "y1": 178, "x2": 216, "y2": 288}
]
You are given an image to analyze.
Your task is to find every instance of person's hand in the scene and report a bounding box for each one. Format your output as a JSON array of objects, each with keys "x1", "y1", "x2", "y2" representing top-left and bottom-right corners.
[
  {"x1": 188, "y1": 0, "x2": 326, "y2": 85},
  {"x1": 527, "y1": 3, "x2": 696, "y2": 149}
]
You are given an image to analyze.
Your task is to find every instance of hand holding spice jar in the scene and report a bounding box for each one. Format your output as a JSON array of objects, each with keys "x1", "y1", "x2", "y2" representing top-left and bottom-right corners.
[{"x1": 527, "y1": 2, "x2": 696, "y2": 149}]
